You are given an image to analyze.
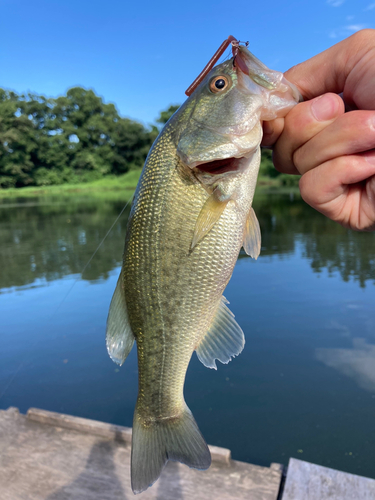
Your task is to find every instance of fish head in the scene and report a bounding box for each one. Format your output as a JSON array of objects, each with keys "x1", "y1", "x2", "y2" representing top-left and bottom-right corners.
[{"x1": 176, "y1": 46, "x2": 301, "y2": 173}]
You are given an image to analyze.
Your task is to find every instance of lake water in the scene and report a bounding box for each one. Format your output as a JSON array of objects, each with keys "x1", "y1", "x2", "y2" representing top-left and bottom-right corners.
[{"x1": 1, "y1": 190, "x2": 375, "y2": 479}]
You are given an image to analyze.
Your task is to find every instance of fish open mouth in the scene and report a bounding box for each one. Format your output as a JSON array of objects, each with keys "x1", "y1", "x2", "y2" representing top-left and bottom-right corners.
[{"x1": 195, "y1": 157, "x2": 243, "y2": 175}]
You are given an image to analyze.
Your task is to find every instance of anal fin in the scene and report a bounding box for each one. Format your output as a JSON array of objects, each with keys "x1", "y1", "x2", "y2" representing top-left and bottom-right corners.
[
  {"x1": 196, "y1": 297, "x2": 245, "y2": 370},
  {"x1": 106, "y1": 269, "x2": 135, "y2": 366},
  {"x1": 243, "y1": 207, "x2": 261, "y2": 259}
]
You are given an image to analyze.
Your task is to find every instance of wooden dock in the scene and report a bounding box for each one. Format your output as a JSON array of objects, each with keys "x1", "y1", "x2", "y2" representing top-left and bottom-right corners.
[
  {"x1": 0, "y1": 407, "x2": 282, "y2": 500},
  {"x1": 1, "y1": 406, "x2": 375, "y2": 499}
]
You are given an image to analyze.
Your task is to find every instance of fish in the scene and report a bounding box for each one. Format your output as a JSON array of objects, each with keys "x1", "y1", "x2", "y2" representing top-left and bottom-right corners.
[{"x1": 106, "y1": 39, "x2": 300, "y2": 494}]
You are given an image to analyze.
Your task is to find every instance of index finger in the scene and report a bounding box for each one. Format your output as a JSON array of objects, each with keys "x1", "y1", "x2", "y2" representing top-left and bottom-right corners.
[{"x1": 284, "y1": 30, "x2": 375, "y2": 107}]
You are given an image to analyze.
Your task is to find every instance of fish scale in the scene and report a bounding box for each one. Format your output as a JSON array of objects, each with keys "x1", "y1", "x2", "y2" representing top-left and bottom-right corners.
[{"x1": 125, "y1": 122, "x2": 245, "y2": 419}]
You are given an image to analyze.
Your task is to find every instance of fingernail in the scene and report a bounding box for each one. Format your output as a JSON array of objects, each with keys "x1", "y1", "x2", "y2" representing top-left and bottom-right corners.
[{"x1": 311, "y1": 94, "x2": 338, "y2": 122}]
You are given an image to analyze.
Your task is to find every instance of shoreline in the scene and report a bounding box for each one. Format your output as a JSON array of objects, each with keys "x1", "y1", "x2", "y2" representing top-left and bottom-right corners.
[{"x1": 0, "y1": 171, "x2": 300, "y2": 200}]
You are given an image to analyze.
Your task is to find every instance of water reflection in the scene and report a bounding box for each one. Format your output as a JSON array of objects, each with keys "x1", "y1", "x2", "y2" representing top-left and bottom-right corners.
[
  {"x1": 254, "y1": 194, "x2": 375, "y2": 287},
  {"x1": 316, "y1": 338, "x2": 375, "y2": 393},
  {"x1": 0, "y1": 194, "x2": 131, "y2": 290},
  {"x1": 0, "y1": 192, "x2": 374, "y2": 292}
]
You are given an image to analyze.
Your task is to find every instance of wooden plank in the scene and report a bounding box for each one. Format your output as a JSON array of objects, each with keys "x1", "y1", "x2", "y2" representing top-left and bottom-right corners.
[
  {"x1": 0, "y1": 407, "x2": 282, "y2": 500},
  {"x1": 27, "y1": 408, "x2": 232, "y2": 465},
  {"x1": 27, "y1": 407, "x2": 133, "y2": 444},
  {"x1": 282, "y1": 458, "x2": 375, "y2": 500}
]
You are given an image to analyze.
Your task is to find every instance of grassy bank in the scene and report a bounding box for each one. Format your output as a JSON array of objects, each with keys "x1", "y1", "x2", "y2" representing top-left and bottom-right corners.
[
  {"x1": 0, "y1": 168, "x2": 301, "y2": 201},
  {"x1": 0, "y1": 170, "x2": 142, "y2": 198}
]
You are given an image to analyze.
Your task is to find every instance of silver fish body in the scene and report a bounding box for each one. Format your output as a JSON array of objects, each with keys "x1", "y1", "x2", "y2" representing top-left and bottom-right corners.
[{"x1": 106, "y1": 46, "x2": 300, "y2": 494}]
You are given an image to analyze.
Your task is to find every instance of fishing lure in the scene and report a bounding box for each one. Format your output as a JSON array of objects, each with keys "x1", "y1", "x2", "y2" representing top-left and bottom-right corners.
[{"x1": 186, "y1": 36, "x2": 249, "y2": 96}]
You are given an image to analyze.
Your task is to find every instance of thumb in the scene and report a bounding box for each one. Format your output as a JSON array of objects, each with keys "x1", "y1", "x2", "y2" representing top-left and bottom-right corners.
[{"x1": 272, "y1": 93, "x2": 345, "y2": 175}]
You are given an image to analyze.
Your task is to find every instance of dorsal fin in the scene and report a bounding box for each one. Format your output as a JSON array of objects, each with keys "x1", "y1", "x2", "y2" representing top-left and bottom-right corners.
[{"x1": 196, "y1": 297, "x2": 245, "y2": 369}]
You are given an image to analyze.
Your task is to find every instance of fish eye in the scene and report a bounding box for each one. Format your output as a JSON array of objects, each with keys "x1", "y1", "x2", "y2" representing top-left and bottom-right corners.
[{"x1": 209, "y1": 75, "x2": 230, "y2": 93}]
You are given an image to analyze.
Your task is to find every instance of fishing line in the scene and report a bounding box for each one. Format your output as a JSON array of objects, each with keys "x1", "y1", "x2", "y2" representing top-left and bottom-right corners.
[
  {"x1": 0, "y1": 197, "x2": 132, "y2": 403},
  {"x1": 222, "y1": 46, "x2": 234, "y2": 63},
  {"x1": 53, "y1": 198, "x2": 130, "y2": 316}
]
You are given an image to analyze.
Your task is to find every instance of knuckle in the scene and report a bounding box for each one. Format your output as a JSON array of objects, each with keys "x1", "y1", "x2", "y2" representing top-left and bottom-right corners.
[
  {"x1": 298, "y1": 173, "x2": 314, "y2": 205},
  {"x1": 271, "y1": 149, "x2": 284, "y2": 173},
  {"x1": 346, "y1": 112, "x2": 375, "y2": 149},
  {"x1": 272, "y1": 148, "x2": 294, "y2": 174},
  {"x1": 292, "y1": 147, "x2": 304, "y2": 172},
  {"x1": 350, "y1": 29, "x2": 375, "y2": 46}
]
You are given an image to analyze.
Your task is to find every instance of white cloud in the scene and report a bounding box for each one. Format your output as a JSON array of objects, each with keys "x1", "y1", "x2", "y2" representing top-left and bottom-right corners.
[
  {"x1": 326, "y1": 320, "x2": 351, "y2": 337},
  {"x1": 364, "y1": 2, "x2": 375, "y2": 10},
  {"x1": 316, "y1": 338, "x2": 375, "y2": 392},
  {"x1": 345, "y1": 24, "x2": 366, "y2": 31},
  {"x1": 346, "y1": 15, "x2": 355, "y2": 20},
  {"x1": 327, "y1": 0, "x2": 345, "y2": 6},
  {"x1": 329, "y1": 24, "x2": 366, "y2": 38}
]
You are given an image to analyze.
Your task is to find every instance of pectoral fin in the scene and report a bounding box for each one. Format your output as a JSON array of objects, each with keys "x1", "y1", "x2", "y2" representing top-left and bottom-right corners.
[
  {"x1": 196, "y1": 297, "x2": 245, "y2": 370},
  {"x1": 106, "y1": 270, "x2": 135, "y2": 366},
  {"x1": 243, "y1": 207, "x2": 261, "y2": 259},
  {"x1": 191, "y1": 192, "x2": 228, "y2": 249}
]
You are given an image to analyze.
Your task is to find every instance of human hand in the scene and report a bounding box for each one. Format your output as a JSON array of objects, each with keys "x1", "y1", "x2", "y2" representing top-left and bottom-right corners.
[{"x1": 262, "y1": 29, "x2": 375, "y2": 231}]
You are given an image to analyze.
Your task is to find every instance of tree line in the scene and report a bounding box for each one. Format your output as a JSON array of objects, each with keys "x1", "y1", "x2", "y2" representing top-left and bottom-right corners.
[
  {"x1": 0, "y1": 85, "x2": 294, "y2": 189},
  {"x1": 0, "y1": 86, "x2": 180, "y2": 188}
]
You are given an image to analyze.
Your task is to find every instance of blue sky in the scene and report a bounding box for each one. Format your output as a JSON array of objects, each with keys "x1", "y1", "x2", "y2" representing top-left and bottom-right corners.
[{"x1": 1, "y1": 0, "x2": 374, "y2": 126}]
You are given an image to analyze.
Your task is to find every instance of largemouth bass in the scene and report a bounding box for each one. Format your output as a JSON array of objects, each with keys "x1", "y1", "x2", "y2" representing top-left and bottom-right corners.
[{"x1": 106, "y1": 40, "x2": 300, "y2": 494}]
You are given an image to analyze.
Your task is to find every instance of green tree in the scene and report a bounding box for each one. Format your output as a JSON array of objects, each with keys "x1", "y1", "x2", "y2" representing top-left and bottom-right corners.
[
  {"x1": 0, "y1": 90, "x2": 37, "y2": 187},
  {"x1": 259, "y1": 148, "x2": 300, "y2": 187},
  {"x1": 156, "y1": 104, "x2": 180, "y2": 126},
  {"x1": 112, "y1": 118, "x2": 155, "y2": 174},
  {"x1": 0, "y1": 87, "x2": 157, "y2": 187}
]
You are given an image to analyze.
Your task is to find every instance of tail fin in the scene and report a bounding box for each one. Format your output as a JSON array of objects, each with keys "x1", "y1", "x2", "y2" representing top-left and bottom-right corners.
[{"x1": 131, "y1": 403, "x2": 211, "y2": 494}]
